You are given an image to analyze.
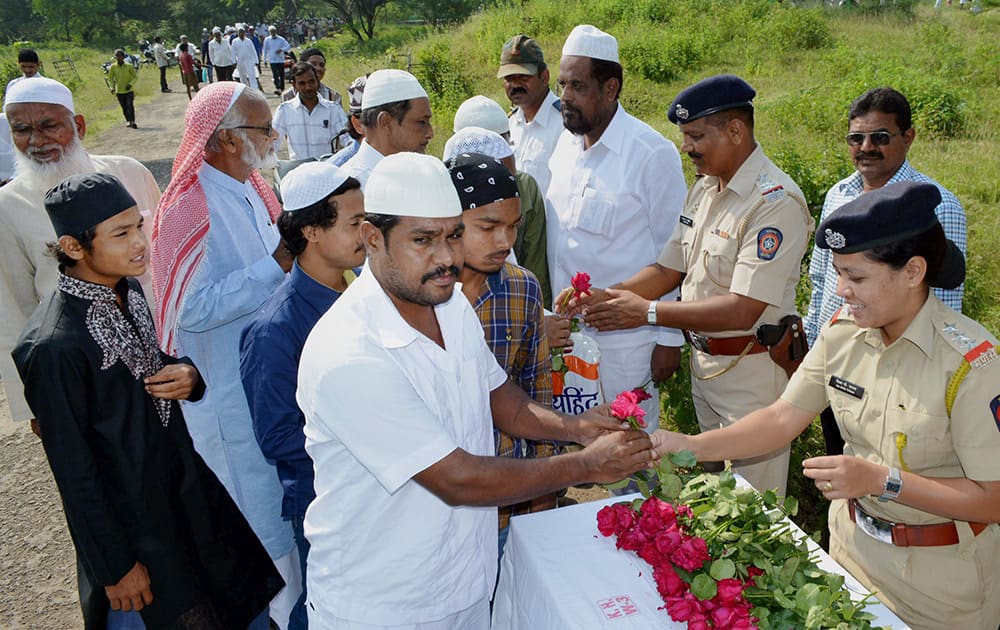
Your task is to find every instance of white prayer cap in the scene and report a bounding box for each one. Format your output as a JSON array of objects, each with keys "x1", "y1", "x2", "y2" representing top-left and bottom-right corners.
[
  {"x1": 453, "y1": 95, "x2": 509, "y2": 135},
  {"x1": 3, "y1": 76, "x2": 75, "y2": 115},
  {"x1": 443, "y1": 127, "x2": 513, "y2": 162},
  {"x1": 212, "y1": 26, "x2": 222, "y2": 34},
  {"x1": 562, "y1": 25, "x2": 619, "y2": 64},
  {"x1": 365, "y1": 153, "x2": 461, "y2": 219},
  {"x1": 280, "y1": 162, "x2": 351, "y2": 212},
  {"x1": 361, "y1": 69, "x2": 428, "y2": 110}
]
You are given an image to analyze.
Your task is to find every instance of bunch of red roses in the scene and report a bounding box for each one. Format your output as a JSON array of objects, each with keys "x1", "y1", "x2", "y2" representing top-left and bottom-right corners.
[{"x1": 597, "y1": 497, "x2": 758, "y2": 629}]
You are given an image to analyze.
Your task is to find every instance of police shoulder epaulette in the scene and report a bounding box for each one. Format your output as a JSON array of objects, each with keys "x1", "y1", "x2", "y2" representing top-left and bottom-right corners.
[
  {"x1": 756, "y1": 173, "x2": 785, "y2": 203},
  {"x1": 937, "y1": 319, "x2": 998, "y2": 369},
  {"x1": 508, "y1": 106, "x2": 519, "y2": 118},
  {"x1": 829, "y1": 304, "x2": 854, "y2": 325}
]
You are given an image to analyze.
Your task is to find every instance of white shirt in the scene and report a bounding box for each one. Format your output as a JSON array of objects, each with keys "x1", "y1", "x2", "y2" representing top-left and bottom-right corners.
[
  {"x1": 298, "y1": 267, "x2": 506, "y2": 626},
  {"x1": 208, "y1": 38, "x2": 234, "y2": 66},
  {"x1": 0, "y1": 114, "x2": 14, "y2": 182},
  {"x1": 272, "y1": 96, "x2": 348, "y2": 160},
  {"x1": 546, "y1": 104, "x2": 686, "y2": 348},
  {"x1": 340, "y1": 139, "x2": 384, "y2": 190},
  {"x1": 231, "y1": 36, "x2": 258, "y2": 67},
  {"x1": 261, "y1": 35, "x2": 290, "y2": 64},
  {"x1": 152, "y1": 42, "x2": 169, "y2": 67},
  {"x1": 509, "y1": 89, "x2": 563, "y2": 196}
]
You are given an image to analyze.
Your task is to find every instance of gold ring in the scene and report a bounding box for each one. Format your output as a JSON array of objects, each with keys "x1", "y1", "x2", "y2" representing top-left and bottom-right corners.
[{"x1": 823, "y1": 481, "x2": 833, "y2": 492}]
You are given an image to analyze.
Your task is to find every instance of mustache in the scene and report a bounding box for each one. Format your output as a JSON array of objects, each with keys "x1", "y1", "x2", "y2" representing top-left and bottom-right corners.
[
  {"x1": 688, "y1": 151, "x2": 703, "y2": 160},
  {"x1": 509, "y1": 87, "x2": 527, "y2": 94},
  {"x1": 421, "y1": 265, "x2": 460, "y2": 283},
  {"x1": 855, "y1": 151, "x2": 883, "y2": 160}
]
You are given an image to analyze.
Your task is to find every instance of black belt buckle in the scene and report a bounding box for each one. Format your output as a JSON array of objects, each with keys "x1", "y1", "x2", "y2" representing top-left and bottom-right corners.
[
  {"x1": 852, "y1": 501, "x2": 896, "y2": 545},
  {"x1": 688, "y1": 332, "x2": 711, "y2": 355}
]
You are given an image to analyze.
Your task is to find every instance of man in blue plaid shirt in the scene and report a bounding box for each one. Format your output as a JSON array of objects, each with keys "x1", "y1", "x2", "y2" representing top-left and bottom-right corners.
[{"x1": 804, "y1": 86, "x2": 967, "y2": 455}]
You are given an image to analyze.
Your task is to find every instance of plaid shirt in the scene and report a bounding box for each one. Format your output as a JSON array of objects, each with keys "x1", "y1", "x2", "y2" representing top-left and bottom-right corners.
[
  {"x1": 804, "y1": 160, "x2": 967, "y2": 346},
  {"x1": 471, "y1": 262, "x2": 553, "y2": 530}
]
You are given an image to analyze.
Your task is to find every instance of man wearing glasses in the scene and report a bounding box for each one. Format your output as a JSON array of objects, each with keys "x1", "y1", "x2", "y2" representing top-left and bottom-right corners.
[{"x1": 804, "y1": 86, "x2": 967, "y2": 456}]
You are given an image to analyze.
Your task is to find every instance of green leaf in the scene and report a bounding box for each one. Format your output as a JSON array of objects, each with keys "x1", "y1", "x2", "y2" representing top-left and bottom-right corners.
[
  {"x1": 762, "y1": 489, "x2": 778, "y2": 507},
  {"x1": 795, "y1": 583, "x2": 821, "y2": 611},
  {"x1": 550, "y1": 354, "x2": 564, "y2": 372},
  {"x1": 690, "y1": 573, "x2": 717, "y2": 601},
  {"x1": 782, "y1": 494, "x2": 799, "y2": 516},
  {"x1": 778, "y1": 555, "x2": 800, "y2": 585},
  {"x1": 709, "y1": 558, "x2": 736, "y2": 580},
  {"x1": 602, "y1": 478, "x2": 631, "y2": 491},
  {"x1": 668, "y1": 449, "x2": 697, "y2": 468},
  {"x1": 660, "y1": 473, "x2": 683, "y2": 499},
  {"x1": 773, "y1": 588, "x2": 796, "y2": 609}
]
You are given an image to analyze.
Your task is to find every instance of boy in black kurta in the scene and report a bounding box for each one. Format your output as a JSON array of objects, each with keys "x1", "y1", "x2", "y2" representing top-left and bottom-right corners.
[{"x1": 12, "y1": 173, "x2": 283, "y2": 629}]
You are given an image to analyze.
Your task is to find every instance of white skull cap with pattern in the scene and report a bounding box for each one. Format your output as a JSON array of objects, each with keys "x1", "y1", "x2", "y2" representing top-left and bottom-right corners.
[
  {"x1": 443, "y1": 127, "x2": 513, "y2": 162},
  {"x1": 562, "y1": 24, "x2": 619, "y2": 63},
  {"x1": 361, "y1": 69, "x2": 428, "y2": 110},
  {"x1": 280, "y1": 162, "x2": 351, "y2": 212},
  {"x1": 453, "y1": 95, "x2": 509, "y2": 135},
  {"x1": 365, "y1": 153, "x2": 461, "y2": 219},
  {"x1": 3, "y1": 76, "x2": 75, "y2": 115}
]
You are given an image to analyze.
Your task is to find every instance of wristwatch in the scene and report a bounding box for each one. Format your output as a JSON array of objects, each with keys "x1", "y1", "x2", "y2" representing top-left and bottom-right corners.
[
  {"x1": 646, "y1": 301, "x2": 658, "y2": 325},
  {"x1": 877, "y1": 466, "x2": 902, "y2": 502}
]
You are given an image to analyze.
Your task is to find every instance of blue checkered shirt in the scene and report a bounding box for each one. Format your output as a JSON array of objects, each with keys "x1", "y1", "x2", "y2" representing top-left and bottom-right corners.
[{"x1": 804, "y1": 160, "x2": 966, "y2": 346}]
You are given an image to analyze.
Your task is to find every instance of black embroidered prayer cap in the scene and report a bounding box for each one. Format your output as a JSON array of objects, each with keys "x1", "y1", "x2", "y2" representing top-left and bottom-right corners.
[
  {"x1": 668, "y1": 74, "x2": 756, "y2": 124},
  {"x1": 816, "y1": 181, "x2": 964, "y2": 289},
  {"x1": 446, "y1": 152, "x2": 519, "y2": 211},
  {"x1": 44, "y1": 173, "x2": 137, "y2": 237}
]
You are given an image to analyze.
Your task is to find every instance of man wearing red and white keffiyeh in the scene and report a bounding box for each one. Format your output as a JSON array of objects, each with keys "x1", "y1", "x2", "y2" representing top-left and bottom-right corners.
[{"x1": 151, "y1": 81, "x2": 301, "y2": 629}]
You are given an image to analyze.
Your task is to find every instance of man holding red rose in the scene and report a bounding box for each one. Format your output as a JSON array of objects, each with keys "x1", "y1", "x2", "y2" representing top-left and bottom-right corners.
[{"x1": 296, "y1": 152, "x2": 654, "y2": 629}]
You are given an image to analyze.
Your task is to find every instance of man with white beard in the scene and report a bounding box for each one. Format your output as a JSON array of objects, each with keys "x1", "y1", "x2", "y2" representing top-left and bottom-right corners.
[
  {"x1": 0, "y1": 77, "x2": 159, "y2": 432},
  {"x1": 150, "y1": 82, "x2": 300, "y2": 630}
]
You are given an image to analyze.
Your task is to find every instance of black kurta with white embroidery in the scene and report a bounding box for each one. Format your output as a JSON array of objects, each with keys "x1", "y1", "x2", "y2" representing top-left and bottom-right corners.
[{"x1": 12, "y1": 274, "x2": 283, "y2": 630}]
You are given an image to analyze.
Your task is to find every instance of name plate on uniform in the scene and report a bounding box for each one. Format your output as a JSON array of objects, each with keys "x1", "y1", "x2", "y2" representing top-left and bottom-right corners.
[{"x1": 829, "y1": 375, "x2": 865, "y2": 399}]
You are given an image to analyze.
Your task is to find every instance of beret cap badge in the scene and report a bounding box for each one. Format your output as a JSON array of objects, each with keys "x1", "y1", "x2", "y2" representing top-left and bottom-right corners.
[
  {"x1": 824, "y1": 228, "x2": 846, "y2": 250},
  {"x1": 675, "y1": 104, "x2": 689, "y2": 120}
]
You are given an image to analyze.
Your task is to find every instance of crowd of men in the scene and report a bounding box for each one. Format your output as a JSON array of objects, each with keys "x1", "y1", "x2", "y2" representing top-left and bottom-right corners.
[{"x1": 0, "y1": 19, "x2": 975, "y2": 630}]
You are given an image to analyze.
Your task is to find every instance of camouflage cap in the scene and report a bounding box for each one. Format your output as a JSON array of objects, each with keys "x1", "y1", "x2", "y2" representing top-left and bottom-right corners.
[{"x1": 497, "y1": 35, "x2": 545, "y2": 78}]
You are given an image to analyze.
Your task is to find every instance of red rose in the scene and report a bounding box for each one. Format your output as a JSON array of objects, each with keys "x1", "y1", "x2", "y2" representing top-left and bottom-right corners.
[
  {"x1": 638, "y1": 541, "x2": 664, "y2": 568},
  {"x1": 570, "y1": 272, "x2": 591, "y2": 299},
  {"x1": 640, "y1": 497, "x2": 677, "y2": 526},
  {"x1": 716, "y1": 577, "x2": 745, "y2": 605},
  {"x1": 671, "y1": 536, "x2": 710, "y2": 572},
  {"x1": 614, "y1": 504, "x2": 638, "y2": 532},
  {"x1": 711, "y1": 605, "x2": 739, "y2": 627},
  {"x1": 616, "y1": 528, "x2": 647, "y2": 552},
  {"x1": 687, "y1": 613, "x2": 711, "y2": 630},
  {"x1": 664, "y1": 594, "x2": 698, "y2": 622},
  {"x1": 630, "y1": 386, "x2": 653, "y2": 403},
  {"x1": 654, "y1": 527, "x2": 683, "y2": 555},
  {"x1": 596, "y1": 505, "x2": 618, "y2": 537},
  {"x1": 653, "y1": 566, "x2": 686, "y2": 598},
  {"x1": 610, "y1": 391, "x2": 646, "y2": 427},
  {"x1": 637, "y1": 512, "x2": 663, "y2": 538}
]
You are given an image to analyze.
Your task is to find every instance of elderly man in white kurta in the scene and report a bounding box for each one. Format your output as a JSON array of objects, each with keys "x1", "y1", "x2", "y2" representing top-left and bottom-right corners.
[
  {"x1": 231, "y1": 27, "x2": 260, "y2": 89},
  {"x1": 546, "y1": 25, "x2": 686, "y2": 424},
  {"x1": 0, "y1": 77, "x2": 159, "y2": 427}
]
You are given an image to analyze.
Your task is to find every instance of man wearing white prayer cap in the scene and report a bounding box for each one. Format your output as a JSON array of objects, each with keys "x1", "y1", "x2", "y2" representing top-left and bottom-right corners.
[
  {"x1": 0, "y1": 76, "x2": 160, "y2": 431},
  {"x1": 297, "y1": 152, "x2": 654, "y2": 629},
  {"x1": 444, "y1": 125, "x2": 554, "y2": 309},
  {"x1": 340, "y1": 68, "x2": 433, "y2": 190},
  {"x1": 240, "y1": 161, "x2": 365, "y2": 630},
  {"x1": 453, "y1": 94, "x2": 509, "y2": 137},
  {"x1": 545, "y1": 24, "x2": 686, "y2": 435}
]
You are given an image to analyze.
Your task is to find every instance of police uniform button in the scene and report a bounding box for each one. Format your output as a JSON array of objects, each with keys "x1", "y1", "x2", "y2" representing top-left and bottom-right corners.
[{"x1": 873, "y1": 409, "x2": 882, "y2": 417}]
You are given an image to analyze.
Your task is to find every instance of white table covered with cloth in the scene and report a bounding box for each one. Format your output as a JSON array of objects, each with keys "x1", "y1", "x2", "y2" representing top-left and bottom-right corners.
[{"x1": 491, "y1": 492, "x2": 908, "y2": 629}]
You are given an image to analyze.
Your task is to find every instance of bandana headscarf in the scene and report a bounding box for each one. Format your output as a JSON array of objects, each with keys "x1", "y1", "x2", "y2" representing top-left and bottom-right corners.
[
  {"x1": 446, "y1": 152, "x2": 519, "y2": 211},
  {"x1": 150, "y1": 82, "x2": 282, "y2": 354}
]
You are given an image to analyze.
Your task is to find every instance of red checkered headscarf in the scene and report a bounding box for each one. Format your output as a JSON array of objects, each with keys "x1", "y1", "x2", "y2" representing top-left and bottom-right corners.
[{"x1": 150, "y1": 82, "x2": 282, "y2": 354}]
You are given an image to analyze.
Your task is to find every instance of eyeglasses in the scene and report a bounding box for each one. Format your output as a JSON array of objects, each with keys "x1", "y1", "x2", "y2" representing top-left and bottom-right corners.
[
  {"x1": 845, "y1": 131, "x2": 899, "y2": 147},
  {"x1": 234, "y1": 124, "x2": 273, "y2": 136}
]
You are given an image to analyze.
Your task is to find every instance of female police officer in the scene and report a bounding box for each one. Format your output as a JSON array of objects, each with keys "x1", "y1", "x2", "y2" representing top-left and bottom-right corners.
[{"x1": 652, "y1": 181, "x2": 1000, "y2": 629}]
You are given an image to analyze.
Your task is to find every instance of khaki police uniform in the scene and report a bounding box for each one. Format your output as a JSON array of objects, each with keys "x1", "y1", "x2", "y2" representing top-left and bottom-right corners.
[
  {"x1": 782, "y1": 296, "x2": 1000, "y2": 629},
  {"x1": 658, "y1": 144, "x2": 813, "y2": 496}
]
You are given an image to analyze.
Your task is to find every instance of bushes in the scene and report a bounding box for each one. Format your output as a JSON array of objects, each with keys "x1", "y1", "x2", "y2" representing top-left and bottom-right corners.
[{"x1": 620, "y1": 30, "x2": 711, "y2": 84}]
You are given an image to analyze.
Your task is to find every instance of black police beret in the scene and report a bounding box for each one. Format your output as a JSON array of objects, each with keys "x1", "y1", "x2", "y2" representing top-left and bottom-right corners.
[
  {"x1": 816, "y1": 181, "x2": 964, "y2": 289},
  {"x1": 667, "y1": 74, "x2": 756, "y2": 124},
  {"x1": 44, "y1": 173, "x2": 137, "y2": 237}
]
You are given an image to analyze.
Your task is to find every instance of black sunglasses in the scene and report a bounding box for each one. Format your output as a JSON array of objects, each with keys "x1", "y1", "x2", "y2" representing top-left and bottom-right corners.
[{"x1": 845, "y1": 131, "x2": 898, "y2": 147}]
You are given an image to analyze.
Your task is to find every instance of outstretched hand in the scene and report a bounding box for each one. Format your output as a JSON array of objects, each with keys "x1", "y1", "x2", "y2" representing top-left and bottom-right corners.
[
  {"x1": 580, "y1": 430, "x2": 656, "y2": 483},
  {"x1": 582, "y1": 288, "x2": 650, "y2": 331},
  {"x1": 650, "y1": 429, "x2": 693, "y2": 459},
  {"x1": 802, "y1": 455, "x2": 884, "y2": 501},
  {"x1": 553, "y1": 286, "x2": 610, "y2": 319},
  {"x1": 572, "y1": 404, "x2": 626, "y2": 446}
]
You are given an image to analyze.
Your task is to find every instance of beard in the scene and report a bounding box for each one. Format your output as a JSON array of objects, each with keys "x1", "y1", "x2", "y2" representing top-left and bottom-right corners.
[
  {"x1": 237, "y1": 131, "x2": 279, "y2": 171},
  {"x1": 14, "y1": 135, "x2": 96, "y2": 191}
]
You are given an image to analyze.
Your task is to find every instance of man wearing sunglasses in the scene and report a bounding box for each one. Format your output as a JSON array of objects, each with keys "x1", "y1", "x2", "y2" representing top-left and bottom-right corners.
[{"x1": 804, "y1": 86, "x2": 967, "y2": 456}]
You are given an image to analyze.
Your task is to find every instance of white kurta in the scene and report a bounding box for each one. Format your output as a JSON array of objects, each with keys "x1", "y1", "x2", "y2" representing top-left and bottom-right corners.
[
  {"x1": 0, "y1": 154, "x2": 160, "y2": 422},
  {"x1": 340, "y1": 139, "x2": 384, "y2": 191},
  {"x1": 298, "y1": 267, "x2": 507, "y2": 627},
  {"x1": 509, "y1": 89, "x2": 563, "y2": 197},
  {"x1": 231, "y1": 37, "x2": 259, "y2": 88}
]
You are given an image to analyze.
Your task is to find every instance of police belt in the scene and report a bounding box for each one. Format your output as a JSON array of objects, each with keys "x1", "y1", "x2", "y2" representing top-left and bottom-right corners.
[
  {"x1": 685, "y1": 332, "x2": 768, "y2": 357},
  {"x1": 848, "y1": 499, "x2": 988, "y2": 547}
]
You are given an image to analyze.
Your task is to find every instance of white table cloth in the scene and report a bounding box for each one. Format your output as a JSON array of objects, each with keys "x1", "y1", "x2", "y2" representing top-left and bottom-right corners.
[{"x1": 492, "y1": 493, "x2": 909, "y2": 629}]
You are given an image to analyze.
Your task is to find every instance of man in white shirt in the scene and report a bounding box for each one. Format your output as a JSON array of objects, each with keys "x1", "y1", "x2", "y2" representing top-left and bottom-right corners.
[
  {"x1": 498, "y1": 35, "x2": 563, "y2": 196},
  {"x1": 0, "y1": 114, "x2": 14, "y2": 185},
  {"x1": 273, "y1": 63, "x2": 348, "y2": 160},
  {"x1": 4, "y1": 49, "x2": 42, "y2": 98},
  {"x1": 546, "y1": 25, "x2": 686, "y2": 425},
  {"x1": 152, "y1": 36, "x2": 172, "y2": 93},
  {"x1": 262, "y1": 26, "x2": 291, "y2": 95},
  {"x1": 208, "y1": 27, "x2": 235, "y2": 82},
  {"x1": 341, "y1": 69, "x2": 433, "y2": 189},
  {"x1": 231, "y1": 26, "x2": 260, "y2": 89},
  {"x1": 297, "y1": 152, "x2": 653, "y2": 629}
]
